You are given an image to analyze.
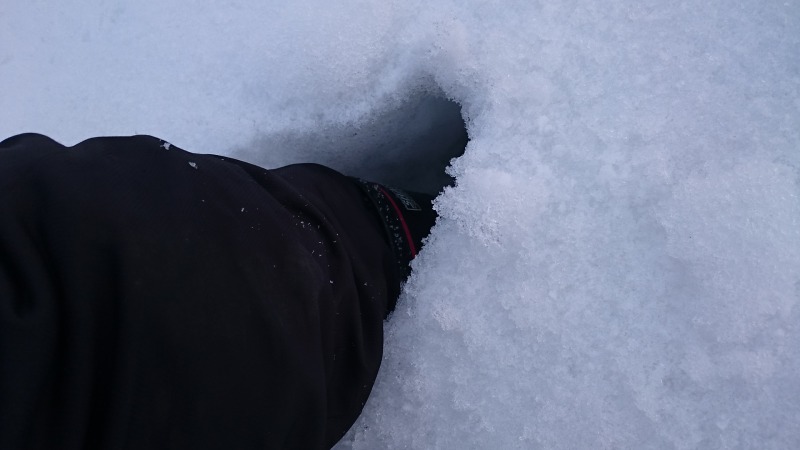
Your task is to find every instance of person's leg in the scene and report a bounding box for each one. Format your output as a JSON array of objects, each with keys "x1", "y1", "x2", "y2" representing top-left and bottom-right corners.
[{"x1": 0, "y1": 134, "x2": 428, "y2": 449}]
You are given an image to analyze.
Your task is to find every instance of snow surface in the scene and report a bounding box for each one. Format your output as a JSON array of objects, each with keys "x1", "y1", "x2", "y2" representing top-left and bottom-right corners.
[{"x1": 3, "y1": 0, "x2": 800, "y2": 448}]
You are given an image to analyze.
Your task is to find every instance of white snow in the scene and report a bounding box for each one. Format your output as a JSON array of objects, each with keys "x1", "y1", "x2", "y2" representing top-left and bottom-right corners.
[{"x1": 3, "y1": 0, "x2": 799, "y2": 448}]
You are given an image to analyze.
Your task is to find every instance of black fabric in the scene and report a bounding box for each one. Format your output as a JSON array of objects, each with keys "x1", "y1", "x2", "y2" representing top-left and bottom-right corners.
[
  {"x1": 0, "y1": 134, "x2": 407, "y2": 449},
  {"x1": 351, "y1": 180, "x2": 437, "y2": 280},
  {"x1": 397, "y1": 191, "x2": 437, "y2": 257}
]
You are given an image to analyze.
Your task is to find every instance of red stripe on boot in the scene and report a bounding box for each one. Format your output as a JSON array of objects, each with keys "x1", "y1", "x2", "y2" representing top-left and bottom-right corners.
[{"x1": 377, "y1": 186, "x2": 418, "y2": 257}]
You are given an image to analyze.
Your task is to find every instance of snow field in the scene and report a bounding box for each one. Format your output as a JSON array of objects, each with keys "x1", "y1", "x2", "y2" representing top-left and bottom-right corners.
[{"x1": 2, "y1": 0, "x2": 799, "y2": 448}]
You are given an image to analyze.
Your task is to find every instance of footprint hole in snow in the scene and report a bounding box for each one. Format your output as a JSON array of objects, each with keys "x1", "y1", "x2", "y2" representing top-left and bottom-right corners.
[{"x1": 238, "y1": 91, "x2": 469, "y2": 196}]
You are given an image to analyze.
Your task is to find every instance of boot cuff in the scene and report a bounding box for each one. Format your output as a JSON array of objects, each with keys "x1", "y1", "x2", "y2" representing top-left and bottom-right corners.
[{"x1": 352, "y1": 179, "x2": 437, "y2": 279}]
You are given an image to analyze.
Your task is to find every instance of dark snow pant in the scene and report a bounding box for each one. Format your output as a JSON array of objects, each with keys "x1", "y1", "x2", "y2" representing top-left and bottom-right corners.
[{"x1": 0, "y1": 134, "x2": 404, "y2": 449}]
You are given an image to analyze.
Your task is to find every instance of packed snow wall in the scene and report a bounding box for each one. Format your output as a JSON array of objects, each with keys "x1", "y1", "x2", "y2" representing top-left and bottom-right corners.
[{"x1": 2, "y1": 0, "x2": 800, "y2": 448}]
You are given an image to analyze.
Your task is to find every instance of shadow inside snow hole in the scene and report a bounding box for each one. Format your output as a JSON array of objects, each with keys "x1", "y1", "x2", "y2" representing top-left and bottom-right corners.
[{"x1": 240, "y1": 94, "x2": 469, "y2": 195}]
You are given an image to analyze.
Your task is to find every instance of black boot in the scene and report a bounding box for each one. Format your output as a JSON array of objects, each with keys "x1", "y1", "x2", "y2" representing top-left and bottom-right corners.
[{"x1": 351, "y1": 179, "x2": 437, "y2": 280}]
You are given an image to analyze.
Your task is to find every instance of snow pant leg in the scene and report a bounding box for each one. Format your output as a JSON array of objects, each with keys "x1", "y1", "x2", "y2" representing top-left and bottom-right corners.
[{"x1": 0, "y1": 134, "x2": 396, "y2": 449}]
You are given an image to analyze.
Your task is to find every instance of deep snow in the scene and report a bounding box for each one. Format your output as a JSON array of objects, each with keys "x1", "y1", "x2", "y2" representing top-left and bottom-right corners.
[{"x1": 2, "y1": 0, "x2": 799, "y2": 448}]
